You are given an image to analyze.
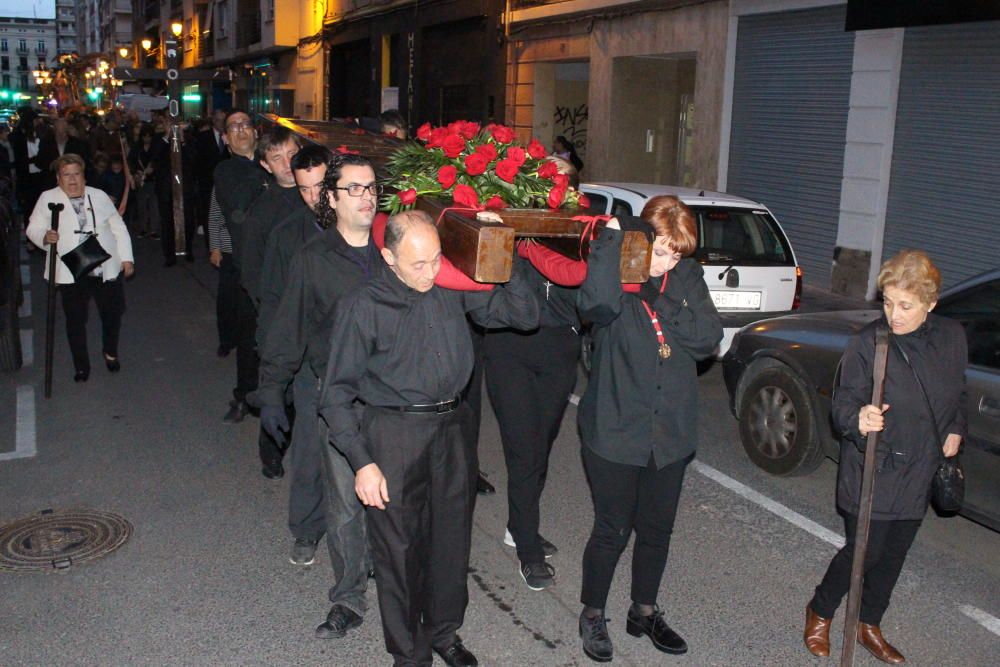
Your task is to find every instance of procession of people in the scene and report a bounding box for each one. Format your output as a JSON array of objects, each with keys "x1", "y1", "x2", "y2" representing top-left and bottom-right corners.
[{"x1": 11, "y1": 104, "x2": 967, "y2": 667}]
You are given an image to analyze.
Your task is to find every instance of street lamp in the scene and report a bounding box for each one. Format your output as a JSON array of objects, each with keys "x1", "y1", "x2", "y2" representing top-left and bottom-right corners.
[
  {"x1": 119, "y1": 46, "x2": 129, "y2": 59},
  {"x1": 141, "y1": 38, "x2": 152, "y2": 51},
  {"x1": 171, "y1": 22, "x2": 183, "y2": 38}
]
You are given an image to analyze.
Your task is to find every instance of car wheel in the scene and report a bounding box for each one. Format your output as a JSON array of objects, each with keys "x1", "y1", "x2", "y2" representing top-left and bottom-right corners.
[{"x1": 737, "y1": 366, "x2": 823, "y2": 476}]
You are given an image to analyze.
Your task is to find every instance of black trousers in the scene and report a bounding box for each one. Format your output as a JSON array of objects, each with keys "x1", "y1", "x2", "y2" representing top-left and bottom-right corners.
[
  {"x1": 216, "y1": 252, "x2": 239, "y2": 351},
  {"x1": 59, "y1": 276, "x2": 126, "y2": 374},
  {"x1": 484, "y1": 326, "x2": 579, "y2": 563},
  {"x1": 233, "y1": 284, "x2": 258, "y2": 403},
  {"x1": 581, "y1": 447, "x2": 689, "y2": 609},
  {"x1": 810, "y1": 514, "x2": 921, "y2": 625},
  {"x1": 365, "y1": 404, "x2": 474, "y2": 667}
]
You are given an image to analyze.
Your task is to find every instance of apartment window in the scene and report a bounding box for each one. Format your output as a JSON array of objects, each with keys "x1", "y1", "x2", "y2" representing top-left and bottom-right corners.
[
  {"x1": 18, "y1": 39, "x2": 27, "y2": 53},
  {"x1": 1, "y1": 57, "x2": 7, "y2": 71},
  {"x1": 20, "y1": 74, "x2": 28, "y2": 89},
  {"x1": 217, "y1": 1, "x2": 229, "y2": 38},
  {"x1": 2, "y1": 74, "x2": 9, "y2": 88},
  {"x1": 37, "y1": 41, "x2": 46, "y2": 53},
  {"x1": 19, "y1": 56, "x2": 28, "y2": 70},
  {"x1": 0, "y1": 39, "x2": 7, "y2": 52}
]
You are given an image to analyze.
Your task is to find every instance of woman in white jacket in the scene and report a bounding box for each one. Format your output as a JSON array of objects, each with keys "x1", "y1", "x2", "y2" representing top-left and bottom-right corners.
[{"x1": 27, "y1": 153, "x2": 135, "y2": 382}]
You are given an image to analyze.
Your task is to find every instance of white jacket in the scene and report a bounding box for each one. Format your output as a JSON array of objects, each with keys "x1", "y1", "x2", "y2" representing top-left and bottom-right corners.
[{"x1": 26, "y1": 186, "x2": 135, "y2": 284}]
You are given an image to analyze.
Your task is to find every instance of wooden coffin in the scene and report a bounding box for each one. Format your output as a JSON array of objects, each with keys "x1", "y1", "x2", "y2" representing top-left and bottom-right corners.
[{"x1": 260, "y1": 115, "x2": 651, "y2": 284}]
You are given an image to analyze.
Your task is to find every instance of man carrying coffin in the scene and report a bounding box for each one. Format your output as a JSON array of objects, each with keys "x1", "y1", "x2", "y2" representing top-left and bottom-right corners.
[{"x1": 319, "y1": 210, "x2": 539, "y2": 667}]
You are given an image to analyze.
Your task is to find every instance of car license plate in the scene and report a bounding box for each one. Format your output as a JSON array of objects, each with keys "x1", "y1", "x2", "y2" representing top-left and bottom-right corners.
[{"x1": 711, "y1": 290, "x2": 761, "y2": 311}]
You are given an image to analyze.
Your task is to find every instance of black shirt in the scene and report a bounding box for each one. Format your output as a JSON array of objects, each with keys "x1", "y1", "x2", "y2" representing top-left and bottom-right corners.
[
  {"x1": 252, "y1": 227, "x2": 382, "y2": 409},
  {"x1": 319, "y1": 259, "x2": 541, "y2": 470},
  {"x1": 255, "y1": 207, "x2": 321, "y2": 347},
  {"x1": 833, "y1": 315, "x2": 967, "y2": 520},
  {"x1": 240, "y1": 183, "x2": 306, "y2": 302},
  {"x1": 577, "y1": 226, "x2": 723, "y2": 468}
]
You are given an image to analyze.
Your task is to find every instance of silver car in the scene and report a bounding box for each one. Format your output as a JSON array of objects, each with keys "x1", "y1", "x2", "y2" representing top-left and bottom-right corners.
[{"x1": 722, "y1": 269, "x2": 1000, "y2": 531}]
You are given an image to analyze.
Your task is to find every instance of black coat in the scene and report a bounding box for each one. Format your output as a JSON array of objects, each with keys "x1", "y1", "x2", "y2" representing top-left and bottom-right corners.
[
  {"x1": 833, "y1": 315, "x2": 967, "y2": 520},
  {"x1": 239, "y1": 183, "x2": 306, "y2": 302},
  {"x1": 577, "y1": 219, "x2": 723, "y2": 469},
  {"x1": 194, "y1": 128, "x2": 229, "y2": 194}
]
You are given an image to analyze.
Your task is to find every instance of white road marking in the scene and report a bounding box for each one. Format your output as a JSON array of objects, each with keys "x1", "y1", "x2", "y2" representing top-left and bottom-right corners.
[
  {"x1": 0, "y1": 385, "x2": 37, "y2": 461},
  {"x1": 18, "y1": 289, "x2": 31, "y2": 318},
  {"x1": 959, "y1": 605, "x2": 1000, "y2": 637},
  {"x1": 568, "y1": 393, "x2": 580, "y2": 405},
  {"x1": 689, "y1": 460, "x2": 846, "y2": 548},
  {"x1": 20, "y1": 328, "x2": 33, "y2": 367},
  {"x1": 20, "y1": 264, "x2": 30, "y2": 286}
]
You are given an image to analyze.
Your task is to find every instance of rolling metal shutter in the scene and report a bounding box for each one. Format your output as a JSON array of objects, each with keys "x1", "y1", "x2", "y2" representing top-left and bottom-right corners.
[
  {"x1": 882, "y1": 21, "x2": 1000, "y2": 288},
  {"x1": 727, "y1": 5, "x2": 854, "y2": 288}
]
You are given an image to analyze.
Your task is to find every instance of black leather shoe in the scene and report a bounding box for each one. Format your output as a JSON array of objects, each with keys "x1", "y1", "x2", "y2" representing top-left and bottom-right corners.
[
  {"x1": 104, "y1": 354, "x2": 120, "y2": 373},
  {"x1": 579, "y1": 611, "x2": 613, "y2": 662},
  {"x1": 223, "y1": 399, "x2": 249, "y2": 424},
  {"x1": 315, "y1": 604, "x2": 362, "y2": 639},
  {"x1": 476, "y1": 472, "x2": 495, "y2": 495},
  {"x1": 74, "y1": 370, "x2": 90, "y2": 383},
  {"x1": 626, "y1": 605, "x2": 687, "y2": 655},
  {"x1": 262, "y1": 461, "x2": 284, "y2": 479},
  {"x1": 434, "y1": 637, "x2": 478, "y2": 666}
]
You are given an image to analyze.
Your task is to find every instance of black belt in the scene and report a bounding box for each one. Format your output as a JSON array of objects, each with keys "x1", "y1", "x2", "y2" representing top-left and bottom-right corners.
[{"x1": 381, "y1": 397, "x2": 462, "y2": 414}]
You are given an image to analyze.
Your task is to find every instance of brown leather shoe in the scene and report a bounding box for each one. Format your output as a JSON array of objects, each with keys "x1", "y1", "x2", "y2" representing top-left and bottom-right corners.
[
  {"x1": 858, "y1": 623, "x2": 905, "y2": 664},
  {"x1": 804, "y1": 605, "x2": 832, "y2": 657}
]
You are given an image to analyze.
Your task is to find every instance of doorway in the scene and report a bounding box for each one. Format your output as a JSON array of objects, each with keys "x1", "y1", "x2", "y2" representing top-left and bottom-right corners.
[
  {"x1": 328, "y1": 39, "x2": 372, "y2": 119},
  {"x1": 609, "y1": 55, "x2": 696, "y2": 185},
  {"x1": 532, "y1": 61, "x2": 590, "y2": 174}
]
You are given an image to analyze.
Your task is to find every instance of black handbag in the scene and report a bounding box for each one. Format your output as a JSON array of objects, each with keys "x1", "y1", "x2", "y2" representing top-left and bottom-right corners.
[
  {"x1": 59, "y1": 195, "x2": 112, "y2": 281},
  {"x1": 892, "y1": 338, "x2": 965, "y2": 514}
]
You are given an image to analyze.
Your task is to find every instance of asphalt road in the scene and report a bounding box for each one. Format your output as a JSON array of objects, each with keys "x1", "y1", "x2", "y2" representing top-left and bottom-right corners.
[{"x1": 1, "y1": 237, "x2": 998, "y2": 666}]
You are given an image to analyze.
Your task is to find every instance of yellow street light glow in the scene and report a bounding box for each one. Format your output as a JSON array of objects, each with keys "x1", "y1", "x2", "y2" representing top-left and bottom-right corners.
[
  {"x1": 119, "y1": 47, "x2": 129, "y2": 58},
  {"x1": 171, "y1": 22, "x2": 183, "y2": 37},
  {"x1": 141, "y1": 38, "x2": 152, "y2": 50}
]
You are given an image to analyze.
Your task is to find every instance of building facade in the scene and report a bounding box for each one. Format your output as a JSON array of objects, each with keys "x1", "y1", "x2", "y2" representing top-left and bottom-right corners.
[
  {"x1": 76, "y1": 0, "x2": 130, "y2": 60},
  {"x1": 56, "y1": 0, "x2": 78, "y2": 57},
  {"x1": 0, "y1": 16, "x2": 58, "y2": 97}
]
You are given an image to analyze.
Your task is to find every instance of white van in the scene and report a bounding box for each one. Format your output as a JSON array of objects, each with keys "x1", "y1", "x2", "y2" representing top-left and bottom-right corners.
[{"x1": 580, "y1": 182, "x2": 801, "y2": 356}]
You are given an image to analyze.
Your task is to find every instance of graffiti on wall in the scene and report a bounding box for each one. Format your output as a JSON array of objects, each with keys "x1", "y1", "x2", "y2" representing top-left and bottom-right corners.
[{"x1": 554, "y1": 103, "x2": 588, "y2": 157}]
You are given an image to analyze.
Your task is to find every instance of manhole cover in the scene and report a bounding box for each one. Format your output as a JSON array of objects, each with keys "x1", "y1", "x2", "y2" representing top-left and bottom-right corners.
[{"x1": 0, "y1": 508, "x2": 132, "y2": 572}]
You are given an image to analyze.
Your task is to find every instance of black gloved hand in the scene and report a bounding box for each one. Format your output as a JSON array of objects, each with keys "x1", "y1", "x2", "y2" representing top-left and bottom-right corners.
[{"x1": 260, "y1": 405, "x2": 290, "y2": 446}]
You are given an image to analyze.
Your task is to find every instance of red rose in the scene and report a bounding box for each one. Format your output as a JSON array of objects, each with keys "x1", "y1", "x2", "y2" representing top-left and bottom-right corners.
[
  {"x1": 459, "y1": 121, "x2": 480, "y2": 139},
  {"x1": 437, "y1": 165, "x2": 457, "y2": 189},
  {"x1": 485, "y1": 195, "x2": 506, "y2": 210},
  {"x1": 453, "y1": 184, "x2": 480, "y2": 209},
  {"x1": 475, "y1": 143, "x2": 497, "y2": 163},
  {"x1": 527, "y1": 138, "x2": 547, "y2": 160},
  {"x1": 547, "y1": 186, "x2": 566, "y2": 209},
  {"x1": 336, "y1": 145, "x2": 360, "y2": 155},
  {"x1": 537, "y1": 160, "x2": 558, "y2": 179},
  {"x1": 554, "y1": 173, "x2": 570, "y2": 189},
  {"x1": 416, "y1": 123, "x2": 432, "y2": 141},
  {"x1": 398, "y1": 188, "x2": 417, "y2": 205},
  {"x1": 490, "y1": 124, "x2": 516, "y2": 144},
  {"x1": 464, "y1": 152, "x2": 488, "y2": 177},
  {"x1": 495, "y1": 158, "x2": 520, "y2": 183},
  {"x1": 577, "y1": 194, "x2": 591, "y2": 209},
  {"x1": 427, "y1": 127, "x2": 449, "y2": 149},
  {"x1": 506, "y1": 146, "x2": 526, "y2": 166},
  {"x1": 441, "y1": 133, "x2": 466, "y2": 158}
]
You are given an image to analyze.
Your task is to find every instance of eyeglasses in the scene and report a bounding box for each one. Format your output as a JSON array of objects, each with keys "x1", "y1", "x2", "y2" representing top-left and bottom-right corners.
[
  {"x1": 225, "y1": 121, "x2": 253, "y2": 132},
  {"x1": 335, "y1": 183, "x2": 384, "y2": 197}
]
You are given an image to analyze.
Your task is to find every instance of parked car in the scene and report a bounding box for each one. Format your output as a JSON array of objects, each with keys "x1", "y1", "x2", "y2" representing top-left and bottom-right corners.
[
  {"x1": 580, "y1": 182, "x2": 801, "y2": 356},
  {"x1": 722, "y1": 269, "x2": 1000, "y2": 531},
  {"x1": 0, "y1": 174, "x2": 23, "y2": 371}
]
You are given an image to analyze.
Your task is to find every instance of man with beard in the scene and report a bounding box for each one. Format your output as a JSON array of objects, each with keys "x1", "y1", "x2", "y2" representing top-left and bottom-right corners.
[
  {"x1": 252, "y1": 153, "x2": 382, "y2": 638},
  {"x1": 320, "y1": 210, "x2": 539, "y2": 666}
]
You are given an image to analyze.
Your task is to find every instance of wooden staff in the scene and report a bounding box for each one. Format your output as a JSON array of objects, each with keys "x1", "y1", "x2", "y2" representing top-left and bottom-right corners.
[
  {"x1": 44, "y1": 202, "x2": 64, "y2": 399},
  {"x1": 840, "y1": 324, "x2": 890, "y2": 666},
  {"x1": 117, "y1": 132, "x2": 132, "y2": 216}
]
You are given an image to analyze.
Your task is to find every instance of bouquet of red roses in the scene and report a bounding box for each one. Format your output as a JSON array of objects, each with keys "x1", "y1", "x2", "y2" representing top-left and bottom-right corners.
[{"x1": 381, "y1": 120, "x2": 588, "y2": 214}]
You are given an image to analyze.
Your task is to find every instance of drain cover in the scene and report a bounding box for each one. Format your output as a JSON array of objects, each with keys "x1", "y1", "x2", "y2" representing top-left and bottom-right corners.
[{"x1": 0, "y1": 508, "x2": 132, "y2": 572}]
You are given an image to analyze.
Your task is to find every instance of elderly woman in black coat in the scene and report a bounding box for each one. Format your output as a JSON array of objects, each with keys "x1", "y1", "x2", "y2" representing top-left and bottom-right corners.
[
  {"x1": 804, "y1": 250, "x2": 966, "y2": 664},
  {"x1": 575, "y1": 196, "x2": 722, "y2": 663}
]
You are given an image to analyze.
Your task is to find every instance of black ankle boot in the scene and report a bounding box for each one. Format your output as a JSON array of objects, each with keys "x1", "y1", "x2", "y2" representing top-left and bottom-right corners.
[
  {"x1": 579, "y1": 609, "x2": 613, "y2": 662},
  {"x1": 626, "y1": 604, "x2": 687, "y2": 654}
]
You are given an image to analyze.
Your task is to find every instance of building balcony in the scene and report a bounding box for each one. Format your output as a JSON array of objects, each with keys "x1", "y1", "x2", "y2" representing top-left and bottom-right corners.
[{"x1": 236, "y1": 12, "x2": 262, "y2": 48}]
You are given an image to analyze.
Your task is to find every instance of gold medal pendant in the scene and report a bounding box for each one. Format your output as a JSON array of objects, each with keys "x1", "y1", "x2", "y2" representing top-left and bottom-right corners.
[{"x1": 659, "y1": 343, "x2": 671, "y2": 359}]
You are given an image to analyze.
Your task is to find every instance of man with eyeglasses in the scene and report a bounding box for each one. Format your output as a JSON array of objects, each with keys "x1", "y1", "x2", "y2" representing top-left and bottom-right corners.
[{"x1": 252, "y1": 153, "x2": 384, "y2": 639}]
